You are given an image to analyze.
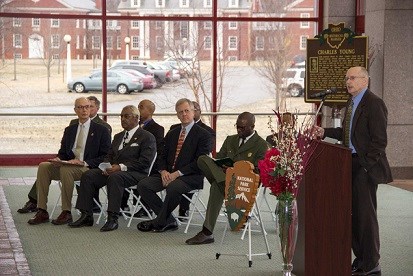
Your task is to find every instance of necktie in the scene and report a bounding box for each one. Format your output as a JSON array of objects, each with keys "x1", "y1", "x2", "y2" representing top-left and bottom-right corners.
[
  {"x1": 74, "y1": 124, "x2": 85, "y2": 159},
  {"x1": 122, "y1": 131, "x2": 129, "y2": 148},
  {"x1": 343, "y1": 99, "x2": 354, "y2": 147},
  {"x1": 173, "y1": 127, "x2": 186, "y2": 169},
  {"x1": 239, "y1": 138, "x2": 245, "y2": 148}
]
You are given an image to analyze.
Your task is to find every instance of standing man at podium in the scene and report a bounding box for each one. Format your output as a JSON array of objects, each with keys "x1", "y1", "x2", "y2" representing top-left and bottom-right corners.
[{"x1": 313, "y1": 66, "x2": 392, "y2": 276}]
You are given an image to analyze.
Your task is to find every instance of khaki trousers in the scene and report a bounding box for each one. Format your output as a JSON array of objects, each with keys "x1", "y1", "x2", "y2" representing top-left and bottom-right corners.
[{"x1": 36, "y1": 162, "x2": 89, "y2": 212}]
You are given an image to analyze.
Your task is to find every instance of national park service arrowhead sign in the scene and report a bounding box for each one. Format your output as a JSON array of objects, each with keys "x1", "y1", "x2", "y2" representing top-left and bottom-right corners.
[{"x1": 225, "y1": 161, "x2": 260, "y2": 231}]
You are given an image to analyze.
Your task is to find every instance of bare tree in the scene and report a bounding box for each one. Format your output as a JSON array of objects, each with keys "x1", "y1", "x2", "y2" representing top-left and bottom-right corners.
[{"x1": 251, "y1": 0, "x2": 292, "y2": 111}]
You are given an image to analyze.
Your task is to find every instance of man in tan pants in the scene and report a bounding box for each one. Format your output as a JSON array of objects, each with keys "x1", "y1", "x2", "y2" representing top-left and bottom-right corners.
[{"x1": 28, "y1": 97, "x2": 111, "y2": 225}]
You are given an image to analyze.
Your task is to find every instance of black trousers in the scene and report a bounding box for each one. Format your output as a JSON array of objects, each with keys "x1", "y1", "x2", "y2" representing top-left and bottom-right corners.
[
  {"x1": 75, "y1": 168, "x2": 145, "y2": 215},
  {"x1": 137, "y1": 175, "x2": 193, "y2": 227},
  {"x1": 351, "y1": 156, "x2": 380, "y2": 271}
]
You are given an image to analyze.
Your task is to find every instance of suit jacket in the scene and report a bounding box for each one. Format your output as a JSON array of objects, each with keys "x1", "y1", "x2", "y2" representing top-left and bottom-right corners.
[
  {"x1": 217, "y1": 131, "x2": 268, "y2": 171},
  {"x1": 170, "y1": 120, "x2": 215, "y2": 152},
  {"x1": 58, "y1": 120, "x2": 112, "y2": 169},
  {"x1": 324, "y1": 89, "x2": 392, "y2": 184},
  {"x1": 142, "y1": 119, "x2": 165, "y2": 173},
  {"x1": 70, "y1": 115, "x2": 112, "y2": 135},
  {"x1": 160, "y1": 123, "x2": 211, "y2": 189},
  {"x1": 105, "y1": 127, "x2": 157, "y2": 180}
]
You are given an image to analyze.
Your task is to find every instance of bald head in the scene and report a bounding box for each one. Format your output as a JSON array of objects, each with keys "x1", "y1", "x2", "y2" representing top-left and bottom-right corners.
[{"x1": 138, "y1": 99, "x2": 156, "y2": 122}]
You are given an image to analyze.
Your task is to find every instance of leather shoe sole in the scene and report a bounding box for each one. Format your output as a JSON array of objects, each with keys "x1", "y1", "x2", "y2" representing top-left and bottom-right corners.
[
  {"x1": 51, "y1": 217, "x2": 73, "y2": 225},
  {"x1": 137, "y1": 220, "x2": 155, "y2": 232},
  {"x1": 352, "y1": 264, "x2": 381, "y2": 275},
  {"x1": 153, "y1": 221, "x2": 179, "y2": 232}
]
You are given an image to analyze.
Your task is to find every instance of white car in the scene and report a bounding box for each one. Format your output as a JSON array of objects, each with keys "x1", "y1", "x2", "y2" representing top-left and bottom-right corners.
[{"x1": 282, "y1": 67, "x2": 305, "y2": 97}]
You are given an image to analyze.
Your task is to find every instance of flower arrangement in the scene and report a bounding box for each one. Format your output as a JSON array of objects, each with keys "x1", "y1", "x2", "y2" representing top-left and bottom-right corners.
[{"x1": 258, "y1": 111, "x2": 315, "y2": 201}]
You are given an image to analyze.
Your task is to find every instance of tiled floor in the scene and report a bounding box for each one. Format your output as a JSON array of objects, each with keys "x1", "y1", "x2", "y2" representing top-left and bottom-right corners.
[{"x1": 0, "y1": 177, "x2": 34, "y2": 276}]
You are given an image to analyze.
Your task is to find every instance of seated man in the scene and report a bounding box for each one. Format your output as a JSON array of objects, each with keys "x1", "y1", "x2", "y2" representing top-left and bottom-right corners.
[
  {"x1": 120, "y1": 99, "x2": 165, "y2": 217},
  {"x1": 18, "y1": 95, "x2": 111, "y2": 214},
  {"x1": 185, "y1": 112, "x2": 268, "y2": 245},
  {"x1": 27, "y1": 97, "x2": 111, "y2": 225},
  {"x1": 170, "y1": 101, "x2": 216, "y2": 218},
  {"x1": 69, "y1": 105, "x2": 157, "y2": 232},
  {"x1": 136, "y1": 98, "x2": 211, "y2": 232}
]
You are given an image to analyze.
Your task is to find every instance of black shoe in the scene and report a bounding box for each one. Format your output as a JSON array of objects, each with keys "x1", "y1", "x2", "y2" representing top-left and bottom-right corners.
[
  {"x1": 352, "y1": 264, "x2": 381, "y2": 275},
  {"x1": 137, "y1": 220, "x2": 155, "y2": 232},
  {"x1": 178, "y1": 209, "x2": 189, "y2": 222},
  {"x1": 100, "y1": 218, "x2": 118, "y2": 232},
  {"x1": 92, "y1": 206, "x2": 101, "y2": 214},
  {"x1": 68, "y1": 213, "x2": 94, "y2": 228},
  {"x1": 153, "y1": 221, "x2": 179, "y2": 232},
  {"x1": 17, "y1": 201, "x2": 38, "y2": 214}
]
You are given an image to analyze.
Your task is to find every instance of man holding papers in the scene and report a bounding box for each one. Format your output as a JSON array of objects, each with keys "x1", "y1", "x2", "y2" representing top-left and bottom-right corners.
[
  {"x1": 69, "y1": 105, "x2": 156, "y2": 232},
  {"x1": 28, "y1": 97, "x2": 111, "y2": 225},
  {"x1": 186, "y1": 112, "x2": 268, "y2": 245}
]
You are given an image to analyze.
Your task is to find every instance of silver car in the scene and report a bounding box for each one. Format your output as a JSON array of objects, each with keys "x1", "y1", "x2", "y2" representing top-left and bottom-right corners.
[{"x1": 67, "y1": 71, "x2": 143, "y2": 94}]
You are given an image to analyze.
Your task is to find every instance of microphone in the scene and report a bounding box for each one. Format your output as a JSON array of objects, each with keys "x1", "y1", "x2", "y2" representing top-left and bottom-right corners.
[{"x1": 309, "y1": 88, "x2": 338, "y2": 99}]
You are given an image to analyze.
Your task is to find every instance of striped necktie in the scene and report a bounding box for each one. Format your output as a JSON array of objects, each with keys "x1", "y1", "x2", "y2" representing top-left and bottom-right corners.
[
  {"x1": 343, "y1": 99, "x2": 354, "y2": 147},
  {"x1": 173, "y1": 127, "x2": 186, "y2": 169},
  {"x1": 74, "y1": 124, "x2": 85, "y2": 159}
]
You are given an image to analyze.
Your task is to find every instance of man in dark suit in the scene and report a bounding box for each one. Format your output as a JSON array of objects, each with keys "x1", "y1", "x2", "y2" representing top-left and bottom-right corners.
[
  {"x1": 69, "y1": 105, "x2": 157, "y2": 232},
  {"x1": 170, "y1": 101, "x2": 215, "y2": 218},
  {"x1": 313, "y1": 66, "x2": 392, "y2": 276},
  {"x1": 185, "y1": 112, "x2": 268, "y2": 245},
  {"x1": 120, "y1": 99, "x2": 165, "y2": 216},
  {"x1": 17, "y1": 96, "x2": 111, "y2": 214},
  {"x1": 137, "y1": 98, "x2": 211, "y2": 232},
  {"x1": 27, "y1": 97, "x2": 111, "y2": 225}
]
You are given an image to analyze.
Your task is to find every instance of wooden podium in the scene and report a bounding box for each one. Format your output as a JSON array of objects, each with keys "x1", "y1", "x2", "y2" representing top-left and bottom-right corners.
[{"x1": 293, "y1": 140, "x2": 352, "y2": 275}]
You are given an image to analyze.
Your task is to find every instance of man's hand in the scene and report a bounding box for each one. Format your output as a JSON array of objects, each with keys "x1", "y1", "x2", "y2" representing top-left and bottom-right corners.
[
  {"x1": 160, "y1": 170, "x2": 179, "y2": 187},
  {"x1": 103, "y1": 164, "x2": 121, "y2": 176},
  {"x1": 67, "y1": 159, "x2": 85, "y2": 166}
]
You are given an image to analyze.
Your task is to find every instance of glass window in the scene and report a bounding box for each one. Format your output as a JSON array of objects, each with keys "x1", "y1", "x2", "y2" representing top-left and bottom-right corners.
[
  {"x1": 92, "y1": 36, "x2": 100, "y2": 49},
  {"x1": 51, "y1": 18, "x2": 59, "y2": 28},
  {"x1": 132, "y1": 36, "x2": 139, "y2": 49},
  {"x1": 229, "y1": 21, "x2": 237, "y2": 30},
  {"x1": 32, "y1": 18, "x2": 40, "y2": 27},
  {"x1": 256, "y1": 36, "x2": 264, "y2": 50},
  {"x1": 13, "y1": 18, "x2": 21, "y2": 27},
  {"x1": 131, "y1": 20, "x2": 139, "y2": 29},
  {"x1": 300, "y1": 13, "x2": 310, "y2": 28},
  {"x1": 51, "y1": 34, "x2": 60, "y2": 48},
  {"x1": 300, "y1": 35, "x2": 308, "y2": 50},
  {"x1": 13, "y1": 34, "x2": 22, "y2": 48},
  {"x1": 131, "y1": 0, "x2": 141, "y2": 7},
  {"x1": 228, "y1": 36, "x2": 237, "y2": 50},
  {"x1": 204, "y1": 36, "x2": 211, "y2": 50}
]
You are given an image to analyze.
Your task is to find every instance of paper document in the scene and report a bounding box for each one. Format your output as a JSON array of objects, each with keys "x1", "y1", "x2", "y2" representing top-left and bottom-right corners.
[
  {"x1": 47, "y1": 159, "x2": 83, "y2": 166},
  {"x1": 98, "y1": 162, "x2": 112, "y2": 171}
]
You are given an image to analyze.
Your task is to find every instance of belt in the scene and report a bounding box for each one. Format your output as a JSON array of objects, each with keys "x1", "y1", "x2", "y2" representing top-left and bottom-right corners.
[{"x1": 352, "y1": 153, "x2": 358, "y2": 158}]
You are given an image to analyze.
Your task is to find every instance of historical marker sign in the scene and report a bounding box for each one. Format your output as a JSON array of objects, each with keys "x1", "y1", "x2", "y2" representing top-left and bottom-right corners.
[{"x1": 305, "y1": 23, "x2": 368, "y2": 105}]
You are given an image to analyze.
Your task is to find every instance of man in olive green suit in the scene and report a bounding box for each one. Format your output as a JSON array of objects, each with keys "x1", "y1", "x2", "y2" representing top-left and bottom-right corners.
[{"x1": 186, "y1": 112, "x2": 268, "y2": 245}]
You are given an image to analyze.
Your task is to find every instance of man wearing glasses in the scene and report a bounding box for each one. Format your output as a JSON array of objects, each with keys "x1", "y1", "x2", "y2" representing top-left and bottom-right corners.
[
  {"x1": 185, "y1": 112, "x2": 268, "y2": 245},
  {"x1": 28, "y1": 97, "x2": 111, "y2": 225},
  {"x1": 313, "y1": 66, "x2": 392, "y2": 275}
]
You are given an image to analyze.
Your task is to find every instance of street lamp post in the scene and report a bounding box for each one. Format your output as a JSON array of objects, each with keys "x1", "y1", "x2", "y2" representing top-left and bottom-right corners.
[
  {"x1": 63, "y1": 34, "x2": 72, "y2": 84},
  {"x1": 124, "y1": 37, "x2": 131, "y2": 61}
]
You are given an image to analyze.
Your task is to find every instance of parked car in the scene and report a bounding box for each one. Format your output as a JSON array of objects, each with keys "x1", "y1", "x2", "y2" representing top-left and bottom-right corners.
[
  {"x1": 111, "y1": 60, "x2": 170, "y2": 85},
  {"x1": 157, "y1": 63, "x2": 180, "y2": 81},
  {"x1": 282, "y1": 67, "x2": 305, "y2": 97},
  {"x1": 163, "y1": 56, "x2": 198, "y2": 78},
  {"x1": 110, "y1": 64, "x2": 162, "y2": 88},
  {"x1": 112, "y1": 68, "x2": 157, "y2": 89},
  {"x1": 67, "y1": 71, "x2": 143, "y2": 94}
]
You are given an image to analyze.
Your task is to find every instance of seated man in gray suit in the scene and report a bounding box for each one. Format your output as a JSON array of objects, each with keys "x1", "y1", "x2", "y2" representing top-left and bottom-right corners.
[{"x1": 69, "y1": 105, "x2": 157, "y2": 232}]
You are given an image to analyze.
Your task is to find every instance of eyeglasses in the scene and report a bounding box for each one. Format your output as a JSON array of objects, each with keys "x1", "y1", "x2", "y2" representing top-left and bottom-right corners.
[
  {"x1": 75, "y1": 105, "x2": 90, "y2": 110},
  {"x1": 234, "y1": 124, "x2": 248, "y2": 130},
  {"x1": 344, "y1": 76, "x2": 366, "y2": 82}
]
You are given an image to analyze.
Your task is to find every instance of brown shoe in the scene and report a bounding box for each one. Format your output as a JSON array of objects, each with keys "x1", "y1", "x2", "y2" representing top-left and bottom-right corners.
[
  {"x1": 28, "y1": 209, "x2": 49, "y2": 225},
  {"x1": 17, "y1": 201, "x2": 38, "y2": 214},
  {"x1": 51, "y1": 211, "x2": 73, "y2": 225},
  {"x1": 185, "y1": 231, "x2": 214, "y2": 245}
]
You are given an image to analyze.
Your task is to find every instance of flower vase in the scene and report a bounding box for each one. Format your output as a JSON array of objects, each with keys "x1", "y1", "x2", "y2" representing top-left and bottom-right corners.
[{"x1": 275, "y1": 198, "x2": 298, "y2": 276}]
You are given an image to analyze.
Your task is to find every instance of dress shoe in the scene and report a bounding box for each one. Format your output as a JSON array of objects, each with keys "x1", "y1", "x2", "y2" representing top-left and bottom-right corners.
[
  {"x1": 352, "y1": 264, "x2": 381, "y2": 275},
  {"x1": 185, "y1": 231, "x2": 214, "y2": 245},
  {"x1": 153, "y1": 221, "x2": 179, "y2": 232},
  {"x1": 352, "y1": 258, "x2": 360, "y2": 273},
  {"x1": 51, "y1": 211, "x2": 73, "y2": 225},
  {"x1": 137, "y1": 220, "x2": 155, "y2": 232},
  {"x1": 68, "y1": 213, "x2": 94, "y2": 228},
  {"x1": 17, "y1": 201, "x2": 38, "y2": 214},
  {"x1": 100, "y1": 218, "x2": 119, "y2": 232},
  {"x1": 92, "y1": 206, "x2": 101, "y2": 214},
  {"x1": 27, "y1": 209, "x2": 49, "y2": 225}
]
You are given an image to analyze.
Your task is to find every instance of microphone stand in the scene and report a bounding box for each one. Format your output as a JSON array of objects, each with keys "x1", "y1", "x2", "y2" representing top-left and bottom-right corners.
[{"x1": 312, "y1": 94, "x2": 328, "y2": 127}]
